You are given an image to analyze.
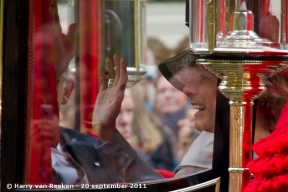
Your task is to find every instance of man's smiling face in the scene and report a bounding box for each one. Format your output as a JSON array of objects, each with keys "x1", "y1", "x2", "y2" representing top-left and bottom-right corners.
[{"x1": 182, "y1": 65, "x2": 218, "y2": 132}]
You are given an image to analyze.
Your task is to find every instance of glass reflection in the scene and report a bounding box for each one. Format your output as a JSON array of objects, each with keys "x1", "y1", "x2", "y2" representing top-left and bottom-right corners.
[
  {"x1": 15, "y1": 1, "x2": 288, "y2": 191},
  {"x1": 25, "y1": 0, "x2": 221, "y2": 189},
  {"x1": 115, "y1": 87, "x2": 175, "y2": 171},
  {"x1": 102, "y1": 0, "x2": 135, "y2": 67}
]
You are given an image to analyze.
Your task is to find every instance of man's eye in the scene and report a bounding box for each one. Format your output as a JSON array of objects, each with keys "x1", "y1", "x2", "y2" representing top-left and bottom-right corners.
[
  {"x1": 200, "y1": 76, "x2": 207, "y2": 81},
  {"x1": 200, "y1": 75, "x2": 210, "y2": 82},
  {"x1": 158, "y1": 89, "x2": 165, "y2": 94}
]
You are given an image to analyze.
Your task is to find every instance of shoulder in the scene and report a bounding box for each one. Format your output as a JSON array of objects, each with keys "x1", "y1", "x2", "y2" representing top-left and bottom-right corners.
[{"x1": 60, "y1": 127, "x2": 98, "y2": 145}]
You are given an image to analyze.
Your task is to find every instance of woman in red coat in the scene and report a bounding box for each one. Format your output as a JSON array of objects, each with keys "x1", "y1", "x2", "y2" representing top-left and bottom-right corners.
[{"x1": 245, "y1": 68, "x2": 288, "y2": 192}]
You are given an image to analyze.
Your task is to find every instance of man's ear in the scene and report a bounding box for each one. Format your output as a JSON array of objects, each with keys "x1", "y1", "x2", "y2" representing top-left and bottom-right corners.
[{"x1": 61, "y1": 79, "x2": 75, "y2": 105}]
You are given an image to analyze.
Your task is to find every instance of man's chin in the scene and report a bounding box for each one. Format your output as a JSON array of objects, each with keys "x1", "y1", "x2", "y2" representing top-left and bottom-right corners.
[
  {"x1": 194, "y1": 125, "x2": 203, "y2": 132},
  {"x1": 195, "y1": 121, "x2": 215, "y2": 133}
]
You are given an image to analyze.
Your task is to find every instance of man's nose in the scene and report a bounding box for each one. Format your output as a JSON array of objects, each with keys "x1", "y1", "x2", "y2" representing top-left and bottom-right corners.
[{"x1": 183, "y1": 83, "x2": 198, "y2": 97}]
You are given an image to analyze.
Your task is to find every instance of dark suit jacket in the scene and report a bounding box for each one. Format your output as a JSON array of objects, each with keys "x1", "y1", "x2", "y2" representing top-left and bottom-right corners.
[{"x1": 59, "y1": 127, "x2": 121, "y2": 184}]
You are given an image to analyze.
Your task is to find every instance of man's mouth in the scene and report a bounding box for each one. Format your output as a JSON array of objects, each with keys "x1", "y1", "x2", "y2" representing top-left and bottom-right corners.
[{"x1": 192, "y1": 104, "x2": 206, "y2": 112}]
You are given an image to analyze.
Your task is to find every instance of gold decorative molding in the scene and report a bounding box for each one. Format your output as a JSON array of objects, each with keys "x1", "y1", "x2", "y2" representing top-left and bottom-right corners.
[{"x1": 170, "y1": 177, "x2": 221, "y2": 192}]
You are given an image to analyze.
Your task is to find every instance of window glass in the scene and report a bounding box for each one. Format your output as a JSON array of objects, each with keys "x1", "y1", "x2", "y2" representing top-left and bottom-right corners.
[
  {"x1": 12, "y1": 1, "x2": 288, "y2": 191},
  {"x1": 23, "y1": 0, "x2": 218, "y2": 189}
]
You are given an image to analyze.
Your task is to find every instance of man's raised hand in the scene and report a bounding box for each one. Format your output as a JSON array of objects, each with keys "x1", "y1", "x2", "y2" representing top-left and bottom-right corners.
[{"x1": 93, "y1": 54, "x2": 128, "y2": 142}]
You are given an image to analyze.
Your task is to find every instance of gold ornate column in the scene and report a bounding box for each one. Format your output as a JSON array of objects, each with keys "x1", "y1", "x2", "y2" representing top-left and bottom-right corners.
[
  {"x1": 229, "y1": 105, "x2": 252, "y2": 191},
  {"x1": 199, "y1": 58, "x2": 288, "y2": 191},
  {"x1": 189, "y1": 1, "x2": 288, "y2": 191}
]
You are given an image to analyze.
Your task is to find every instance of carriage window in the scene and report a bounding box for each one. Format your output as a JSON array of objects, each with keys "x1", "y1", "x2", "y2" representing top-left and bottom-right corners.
[{"x1": 23, "y1": 0, "x2": 219, "y2": 189}]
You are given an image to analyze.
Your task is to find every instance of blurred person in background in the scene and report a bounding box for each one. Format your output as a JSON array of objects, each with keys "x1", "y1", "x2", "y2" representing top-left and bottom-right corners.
[
  {"x1": 116, "y1": 87, "x2": 175, "y2": 171},
  {"x1": 147, "y1": 37, "x2": 171, "y2": 68},
  {"x1": 136, "y1": 37, "x2": 172, "y2": 112},
  {"x1": 173, "y1": 35, "x2": 189, "y2": 56},
  {"x1": 154, "y1": 75, "x2": 190, "y2": 138},
  {"x1": 135, "y1": 48, "x2": 159, "y2": 112},
  {"x1": 58, "y1": 70, "x2": 76, "y2": 129},
  {"x1": 138, "y1": 36, "x2": 189, "y2": 113},
  {"x1": 177, "y1": 108, "x2": 200, "y2": 163}
]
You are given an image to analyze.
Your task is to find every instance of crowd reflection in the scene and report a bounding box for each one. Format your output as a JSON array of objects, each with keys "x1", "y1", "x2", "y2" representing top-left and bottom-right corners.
[
  {"x1": 56, "y1": 37, "x2": 199, "y2": 174},
  {"x1": 116, "y1": 88, "x2": 175, "y2": 171}
]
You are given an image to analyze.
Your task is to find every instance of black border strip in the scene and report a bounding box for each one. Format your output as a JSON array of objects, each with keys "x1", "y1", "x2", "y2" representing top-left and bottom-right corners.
[{"x1": 2, "y1": 0, "x2": 29, "y2": 191}]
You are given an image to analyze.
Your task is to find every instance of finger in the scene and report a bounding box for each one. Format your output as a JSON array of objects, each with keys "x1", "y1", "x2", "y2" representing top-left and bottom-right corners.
[
  {"x1": 118, "y1": 58, "x2": 128, "y2": 89},
  {"x1": 67, "y1": 23, "x2": 78, "y2": 37},
  {"x1": 51, "y1": 4, "x2": 62, "y2": 35},
  {"x1": 107, "y1": 57, "x2": 115, "y2": 80},
  {"x1": 65, "y1": 23, "x2": 78, "y2": 47},
  {"x1": 98, "y1": 64, "x2": 107, "y2": 91},
  {"x1": 114, "y1": 55, "x2": 120, "y2": 86}
]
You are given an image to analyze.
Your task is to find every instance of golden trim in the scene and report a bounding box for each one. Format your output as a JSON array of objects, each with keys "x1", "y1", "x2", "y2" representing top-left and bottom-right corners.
[
  {"x1": 208, "y1": 0, "x2": 216, "y2": 52},
  {"x1": 198, "y1": 59, "x2": 288, "y2": 64},
  {"x1": 127, "y1": 67, "x2": 146, "y2": 87},
  {"x1": 228, "y1": 105, "x2": 253, "y2": 191},
  {"x1": 205, "y1": 0, "x2": 212, "y2": 4},
  {"x1": 134, "y1": 0, "x2": 140, "y2": 70},
  {"x1": 229, "y1": 106, "x2": 245, "y2": 191},
  {"x1": 128, "y1": 0, "x2": 146, "y2": 87},
  {"x1": 281, "y1": 0, "x2": 287, "y2": 44},
  {"x1": 228, "y1": 168, "x2": 249, "y2": 173},
  {"x1": 170, "y1": 177, "x2": 221, "y2": 192}
]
